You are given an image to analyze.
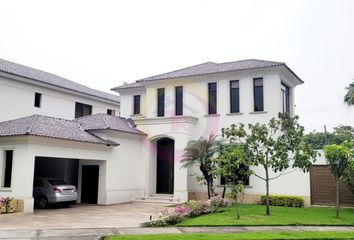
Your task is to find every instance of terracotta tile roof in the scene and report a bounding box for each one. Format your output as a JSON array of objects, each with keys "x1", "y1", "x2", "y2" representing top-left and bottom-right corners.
[
  {"x1": 111, "y1": 82, "x2": 143, "y2": 90},
  {"x1": 111, "y1": 59, "x2": 302, "y2": 90},
  {"x1": 0, "y1": 58, "x2": 120, "y2": 103},
  {"x1": 76, "y1": 113, "x2": 146, "y2": 135},
  {"x1": 137, "y1": 60, "x2": 285, "y2": 82},
  {"x1": 0, "y1": 115, "x2": 118, "y2": 145}
]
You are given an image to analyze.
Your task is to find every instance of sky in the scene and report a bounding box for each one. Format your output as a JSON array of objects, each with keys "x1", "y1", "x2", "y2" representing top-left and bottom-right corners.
[{"x1": 0, "y1": 0, "x2": 353, "y2": 132}]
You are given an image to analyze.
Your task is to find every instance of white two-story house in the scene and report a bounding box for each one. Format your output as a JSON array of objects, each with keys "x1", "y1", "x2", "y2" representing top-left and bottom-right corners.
[
  {"x1": 112, "y1": 59, "x2": 313, "y2": 204},
  {"x1": 0, "y1": 59, "x2": 146, "y2": 213},
  {"x1": 1, "y1": 58, "x2": 333, "y2": 213}
]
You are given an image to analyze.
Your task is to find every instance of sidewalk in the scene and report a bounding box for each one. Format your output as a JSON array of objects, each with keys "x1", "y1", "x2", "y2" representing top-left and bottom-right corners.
[{"x1": 0, "y1": 226, "x2": 353, "y2": 240}]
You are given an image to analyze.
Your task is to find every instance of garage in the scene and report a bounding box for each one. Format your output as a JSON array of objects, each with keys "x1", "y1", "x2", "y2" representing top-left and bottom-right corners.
[
  {"x1": 33, "y1": 157, "x2": 101, "y2": 208},
  {"x1": 310, "y1": 165, "x2": 354, "y2": 206}
]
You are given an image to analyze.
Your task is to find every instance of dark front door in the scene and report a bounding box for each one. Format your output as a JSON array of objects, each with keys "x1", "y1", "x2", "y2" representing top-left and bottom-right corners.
[
  {"x1": 156, "y1": 138, "x2": 174, "y2": 194},
  {"x1": 81, "y1": 165, "x2": 99, "y2": 204}
]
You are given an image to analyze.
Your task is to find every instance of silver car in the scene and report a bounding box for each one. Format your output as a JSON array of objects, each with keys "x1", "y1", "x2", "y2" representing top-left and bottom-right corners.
[{"x1": 33, "y1": 178, "x2": 78, "y2": 208}]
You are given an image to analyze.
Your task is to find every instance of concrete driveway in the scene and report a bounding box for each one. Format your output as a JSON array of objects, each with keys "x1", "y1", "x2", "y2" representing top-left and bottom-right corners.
[{"x1": 0, "y1": 202, "x2": 166, "y2": 230}]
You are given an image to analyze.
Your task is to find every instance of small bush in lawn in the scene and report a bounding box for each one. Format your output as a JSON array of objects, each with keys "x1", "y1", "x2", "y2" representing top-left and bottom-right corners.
[
  {"x1": 261, "y1": 195, "x2": 304, "y2": 207},
  {"x1": 208, "y1": 194, "x2": 232, "y2": 210}
]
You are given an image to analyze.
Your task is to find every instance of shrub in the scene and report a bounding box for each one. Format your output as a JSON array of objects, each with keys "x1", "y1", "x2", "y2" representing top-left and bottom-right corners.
[
  {"x1": 148, "y1": 208, "x2": 185, "y2": 227},
  {"x1": 148, "y1": 197, "x2": 232, "y2": 227},
  {"x1": 0, "y1": 197, "x2": 14, "y2": 213},
  {"x1": 208, "y1": 194, "x2": 232, "y2": 210},
  {"x1": 260, "y1": 195, "x2": 304, "y2": 207}
]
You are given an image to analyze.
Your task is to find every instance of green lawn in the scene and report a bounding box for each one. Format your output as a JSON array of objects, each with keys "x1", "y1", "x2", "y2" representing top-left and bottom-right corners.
[
  {"x1": 177, "y1": 204, "x2": 354, "y2": 226},
  {"x1": 104, "y1": 232, "x2": 354, "y2": 240}
]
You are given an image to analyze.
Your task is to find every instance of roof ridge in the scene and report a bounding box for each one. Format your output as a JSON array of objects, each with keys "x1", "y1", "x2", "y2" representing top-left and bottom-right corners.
[
  {"x1": 136, "y1": 62, "x2": 216, "y2": 83},
  {"x1": 100, "y1": 113, "x2": 110, "y2": 129},
  {"x1": 215, "y1": 59, "x2": 284, "y2": 65},
  {"x1": 26, "y1": 115, "x2": 39, "y2": 134},
  {"x1": 88, "y1": 131, "x2": 119, "y2": 146}
]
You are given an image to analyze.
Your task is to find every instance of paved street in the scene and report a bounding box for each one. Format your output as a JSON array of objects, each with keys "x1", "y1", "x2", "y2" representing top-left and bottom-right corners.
[{"x1": 0, "y1": 226, "x2": 354, "y2": 240}]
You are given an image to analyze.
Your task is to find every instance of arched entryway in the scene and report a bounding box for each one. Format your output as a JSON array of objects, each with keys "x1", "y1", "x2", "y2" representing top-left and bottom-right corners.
[{"x1": 156, "y1": 137, "x2": 175, "y2": 194}]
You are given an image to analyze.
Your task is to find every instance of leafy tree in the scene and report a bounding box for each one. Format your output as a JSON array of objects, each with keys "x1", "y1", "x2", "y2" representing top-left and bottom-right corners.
[
  {"x1": 344, "y1": 80, "x2": 354, "y2": 106},
  {"x1": 343, "y1": 161, "x2": 354, "y2": 194},
  {"x1": 323, "y1": 141, "x2": 353, "y2": 218},
  {"x1": 333, "y1": 125, "x2": 354, "y2": 141},
  {"x1": 182, "y1": 134, "x2": 221, "y2": 199},
  {"x1": 213, "y1": 143, "x2": 251, "y2": 219},
  {"x1": 304, "y1": 126, "x2": 354, "y2": 150},
  {"x1": 222, "y1": 113, "x2": 317, "y2": 215}
]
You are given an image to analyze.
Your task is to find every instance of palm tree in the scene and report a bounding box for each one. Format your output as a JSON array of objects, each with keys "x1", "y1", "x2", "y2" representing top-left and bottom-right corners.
[
  {"x1": 181, "y1": 134, "x2": 220, "y2": 199},
  {"x1": 344, "y1": 80, "x2": 354, "y2": 106}
]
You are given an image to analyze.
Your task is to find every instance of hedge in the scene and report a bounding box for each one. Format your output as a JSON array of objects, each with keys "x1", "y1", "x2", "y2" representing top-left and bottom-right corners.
[{"x1": 260, "y1": 195, "x2": 304, "y2": 207}]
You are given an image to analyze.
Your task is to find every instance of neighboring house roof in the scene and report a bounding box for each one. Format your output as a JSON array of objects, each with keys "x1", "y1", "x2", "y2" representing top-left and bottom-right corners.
[
  {"x1": 111, "y1": 82, "x2": 143, "y2": 90},
  {"x1": 0, "y1": 58, "x2": 120, "y2": 103},
  {"x1": 0, "y1": 115, "x2": 118, "y2": 146},
  {"x1": 111, "y1": 59, "x2": 303, "y2": 90},
  {"x1": 76, "y1": 113, "x2": 146, "y2": 135}
]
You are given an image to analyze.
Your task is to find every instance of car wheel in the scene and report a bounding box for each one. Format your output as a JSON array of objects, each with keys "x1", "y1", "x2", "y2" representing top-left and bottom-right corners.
[{"x1": 37, "y1": 196, "x2": 48, "y2": 209}]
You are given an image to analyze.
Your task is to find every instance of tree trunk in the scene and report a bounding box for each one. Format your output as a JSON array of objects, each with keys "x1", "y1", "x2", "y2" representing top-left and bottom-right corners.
[
  {"x1": 209, "y1": 175, "x2": 214, "y2": 198},
  {"x1": 336, "y1": 177, "x2": 340, "y2": 218},
  {"x1": 206, "y1": 180, "x2": 211, "y2": 199},
  {"x1": 265, "y1": 167, "x2": 270, "y2": 216},
  {"x1": 222, "y1": 185, "x2": 227, "y2": 198},
  {"x1": 235, "y1": 194, "x2": 240, "y2": 220}
]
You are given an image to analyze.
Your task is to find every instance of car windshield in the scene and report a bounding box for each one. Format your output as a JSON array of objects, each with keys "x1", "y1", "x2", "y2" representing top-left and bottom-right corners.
[{"x1": 47, "y1": 179, "x2": 68, "y2": 185}]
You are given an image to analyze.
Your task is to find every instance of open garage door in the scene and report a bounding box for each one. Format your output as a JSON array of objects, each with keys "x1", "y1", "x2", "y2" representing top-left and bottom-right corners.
[
  {"x1": 310, "y1": 165, "x2": 354, "y2": 206},
  {"x1": 34, "y1": 157, "x2": 79, "y2": 186}
]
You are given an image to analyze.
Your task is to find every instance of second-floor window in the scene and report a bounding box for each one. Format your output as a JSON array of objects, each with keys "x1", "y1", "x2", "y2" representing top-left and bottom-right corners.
[
  {"x1": 133, "y1": 95, "x2": 141, "y2": 115},
  {"x1": 157, "y1": 88, "x2": 165, "y2": 117},
  {"x1": 208, "y1": 82, "x2": 217, "y2": 114},
  {"x1": 175, "y1": 86, "x2": 183, "y2": 116},
  {"x1": 34, "y1": 92, "x2": 42, "y2": 108},
  {"x1": 2, "y1": 150, "x2": 13, "y2": 188},
  {"x1": 75, "y1": 102, "x2": 92, "y2": 118},
  {"x1": 107, "y1": 109, "x2": 115, "y2": 116},
  {"x1": 281, "y1": 82, "x2": 290, "y2": 114},
  {"x1": 230, "y1": 80, "x2": 240, "y2": 113},
  {"x1": 253, "y1": 78, "x2": 264, "y2": 112}
]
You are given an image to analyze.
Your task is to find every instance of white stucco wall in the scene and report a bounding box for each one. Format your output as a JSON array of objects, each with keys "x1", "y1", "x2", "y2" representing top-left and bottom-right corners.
[
  {"x1": 0, "y1": 130, "x2": 146, "y2": 212},
  {"x1": 0, "y1": 74, "x2": 120, "y2": 122}
]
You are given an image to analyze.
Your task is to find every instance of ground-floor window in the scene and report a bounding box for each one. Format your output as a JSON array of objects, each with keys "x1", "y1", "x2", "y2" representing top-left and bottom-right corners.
[{"x1": 1, "y1": 150, "x2": 13, "y2": 188}]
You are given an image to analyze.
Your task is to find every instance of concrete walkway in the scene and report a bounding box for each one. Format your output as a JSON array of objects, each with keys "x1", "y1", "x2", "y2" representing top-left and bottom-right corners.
[
  {"x1": 0, "y1": 226, "x2": 353, "y2": 240},
  {"x1": 0, "y1": 202, "x2": 165, "y2": 230}
]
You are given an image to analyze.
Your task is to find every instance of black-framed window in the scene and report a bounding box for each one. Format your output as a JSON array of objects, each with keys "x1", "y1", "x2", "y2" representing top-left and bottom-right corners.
[
  {"x1": 157, "y1": 88, "x2": 165, "y2": 117},
  {"x1": 107, "y1": 109, "x2": 115, "y2": 116},
  {"x1": 2, "y1": 150, "x2": 13, "y2": 188},
  {"x1": 208, "y1": 82, "x2": 217, "y2": 114},
  {"x1": 175, "y1": 86, "x2": 183, "y2": 116},
  {"x1": 75, "y1": 102, "x2": 92, "y2": 118},
  {"x1": 133, "y1": 95, "x2": 141, "y2": 115},
  {"x1": 34, "y1": 92, "x2": 42, "y2": 108},
  {"x1": 230, "y1": 80, "x2": 240, "y2": 113},
  {"x1": 281, "y1": 82, "x2": 290, "y2": 114},
  {"x1": 253, "y1": 78, "x2": 264, "y2": 112}
]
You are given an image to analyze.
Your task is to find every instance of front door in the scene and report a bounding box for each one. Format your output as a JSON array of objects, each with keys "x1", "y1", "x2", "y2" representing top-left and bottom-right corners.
[
  {"x1": 81, "y1": 165, "x2": 99, "y2": 204},
  {"x1": 156, "y1": 138, "x2": 174, "y2": 194}
]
